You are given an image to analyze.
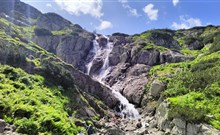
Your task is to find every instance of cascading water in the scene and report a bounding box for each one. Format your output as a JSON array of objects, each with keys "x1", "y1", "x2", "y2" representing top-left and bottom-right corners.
[{"x1": 86, "y1": 35, "x2": 139, "y2": 118}]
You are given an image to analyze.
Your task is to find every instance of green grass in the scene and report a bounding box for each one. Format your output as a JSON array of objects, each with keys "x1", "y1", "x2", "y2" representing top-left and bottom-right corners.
[
  {"x1": 0, "y1": 65, "x2": 82, "y2": 134},
  {"x1": 142, "y1": 42, "x2": 168, "y2": 52},
  {"x1": 163, "y1": 51, "x2": 220, "y2": 130}
]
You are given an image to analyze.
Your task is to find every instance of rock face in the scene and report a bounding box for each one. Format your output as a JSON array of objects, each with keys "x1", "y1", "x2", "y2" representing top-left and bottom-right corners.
[
  {"x1": 160, "y1": 50, "x2": 187, "y2": 64},
  {"x1": 186, "y1": 38, "x2": 204, "y2": 50},
  {"x1": 32, "y1": 32, "x2": 94, "y2": 71},
  {"x1": 105, "y1": 64, "x2": 150, "y2": 105},
  {"x1": 148, "y1": 31, "x2": 181, "y2": 50}
]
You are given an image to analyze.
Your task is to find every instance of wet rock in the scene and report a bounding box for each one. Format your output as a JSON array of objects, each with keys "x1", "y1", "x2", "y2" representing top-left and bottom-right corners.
[
  {"x1": 89, "y1": 57, "x2": 104, "y2": 76},
  {"x1": 136, "y1": 120, "x2": 142, "y2": 129},
  {"x1": 98, "y1": 36, "x2": 108, "y2": 48}
]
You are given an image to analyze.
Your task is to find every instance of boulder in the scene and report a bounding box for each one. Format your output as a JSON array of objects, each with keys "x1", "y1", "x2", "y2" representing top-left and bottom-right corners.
[
  {"x1": 156, "y1": 101, "x2": 171, "y2": 131},
  {"x1": 149, "y1": 80, "x2": 165, "y2": 98},
  {"x1": 160, "y1": 50, "x2": 186, "y2": 64}
]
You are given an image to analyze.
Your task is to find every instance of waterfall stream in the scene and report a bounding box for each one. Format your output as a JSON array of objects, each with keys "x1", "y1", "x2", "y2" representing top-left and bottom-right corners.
[{"x1": 86, "y1": 35, "x2": 139, "y2": 118}]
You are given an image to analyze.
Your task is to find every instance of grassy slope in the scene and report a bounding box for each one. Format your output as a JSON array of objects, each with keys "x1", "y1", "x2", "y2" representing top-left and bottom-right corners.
[
  {"x1": 0, "y1": 18, "x2": 100, "y2": 135},
  {"x1": 0, "y1": 65, "x2": 82, "y2": 135},
  {"x1": 146, "y1": 26, "x2": 220, "y2": 130}
]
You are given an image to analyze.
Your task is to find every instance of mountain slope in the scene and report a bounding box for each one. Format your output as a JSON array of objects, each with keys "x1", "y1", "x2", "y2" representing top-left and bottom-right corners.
[
  {"x1": 0, "y1": 1, "x2": 118, "y2": 134},
  {"x1": 0, "y1": 0, "x2": 220, "y2": 134}
]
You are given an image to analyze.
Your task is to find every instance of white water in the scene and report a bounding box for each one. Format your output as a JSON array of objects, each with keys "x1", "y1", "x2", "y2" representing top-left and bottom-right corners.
[{"x1": 86, "y1": 35, "x2": 139, "y2": 118}]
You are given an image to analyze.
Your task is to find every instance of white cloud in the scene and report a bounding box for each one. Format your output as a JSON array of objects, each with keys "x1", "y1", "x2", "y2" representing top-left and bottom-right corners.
[
  {"x1": 96, "y1": 20, "x2": 113, "y2": 31},
  {"x1": 143, "y1": 4, "x2": 158, "y2": 21},
  {"x1": 172, "y1": 16, "x2": 202, "y2": 29},
  {"x1": 54, "y1": 0, "x2": 103, "y2": 18},
  {"x1": 119, "y1": 0, "x2": 141, "y2": 17},
  {"x1": 46, "y1": 3, "x2": 52, "y2": 8},
  {"x1": 172, "y1": 0, "x2": 179, "y2": 6}
]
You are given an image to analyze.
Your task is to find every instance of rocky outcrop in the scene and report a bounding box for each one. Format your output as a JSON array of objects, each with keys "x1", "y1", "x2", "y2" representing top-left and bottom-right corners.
[
  {"x1": 105, "y1": 64, "x2": 150, "y2": 105},
  {"x1": 36, "y1": 13, "x2": 71, "y2": 31},
  {"x1": 132, "y1": 48, "x2": 160, "y2": 66},
  {"x1": 156, "y1": 101, "x2": 220, "y2": 135},
  {"x1": 148, "y1": 31, "x2": 181, "y2": 50},
  {"x1": 186, "y1": 38, "x2": 204, "y2": 50},
  {"x1": 32, "y1": 32, "x2": 94, "y2": 71},
  {"x1": 160, "y1": 50, "x2": 188, "y2": 64}
]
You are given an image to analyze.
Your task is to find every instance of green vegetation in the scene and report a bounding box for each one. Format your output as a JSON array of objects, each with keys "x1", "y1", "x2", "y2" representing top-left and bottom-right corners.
[
  {"x1": 147, "y1": 27, "x2": 220, "y2": 129},
  {"x1": 162, "y1": 51, "x2": 220, "y2": 129},
  {"x1": 142, "y1": 42, "x2": 168, "y2": 52},
  {"x1": 209, "y1": 33, "x2": 220, "y2": 53},
  {"x1": 0, "y1": 18, "x2": 103, "y2": 135},
  {"x1": 0, "y1": 65, "x2": 82, "y2": 134}
]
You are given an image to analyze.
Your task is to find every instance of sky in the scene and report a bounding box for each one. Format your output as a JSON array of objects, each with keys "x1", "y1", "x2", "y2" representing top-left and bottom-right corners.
[{"x1": 21, "y1": 0, "x2": 220, "y2": 35}]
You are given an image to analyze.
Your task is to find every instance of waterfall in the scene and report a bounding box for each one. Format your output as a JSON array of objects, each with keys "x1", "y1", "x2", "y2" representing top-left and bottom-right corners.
[{"x1": 86, "y1": 35, "x2": 139, "y2": 118}]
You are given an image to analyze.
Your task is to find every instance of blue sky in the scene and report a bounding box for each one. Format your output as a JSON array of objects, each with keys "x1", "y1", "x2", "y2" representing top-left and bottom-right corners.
[{"x1": 21, "y1": 0, "x2": 220, "y2": 35}]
